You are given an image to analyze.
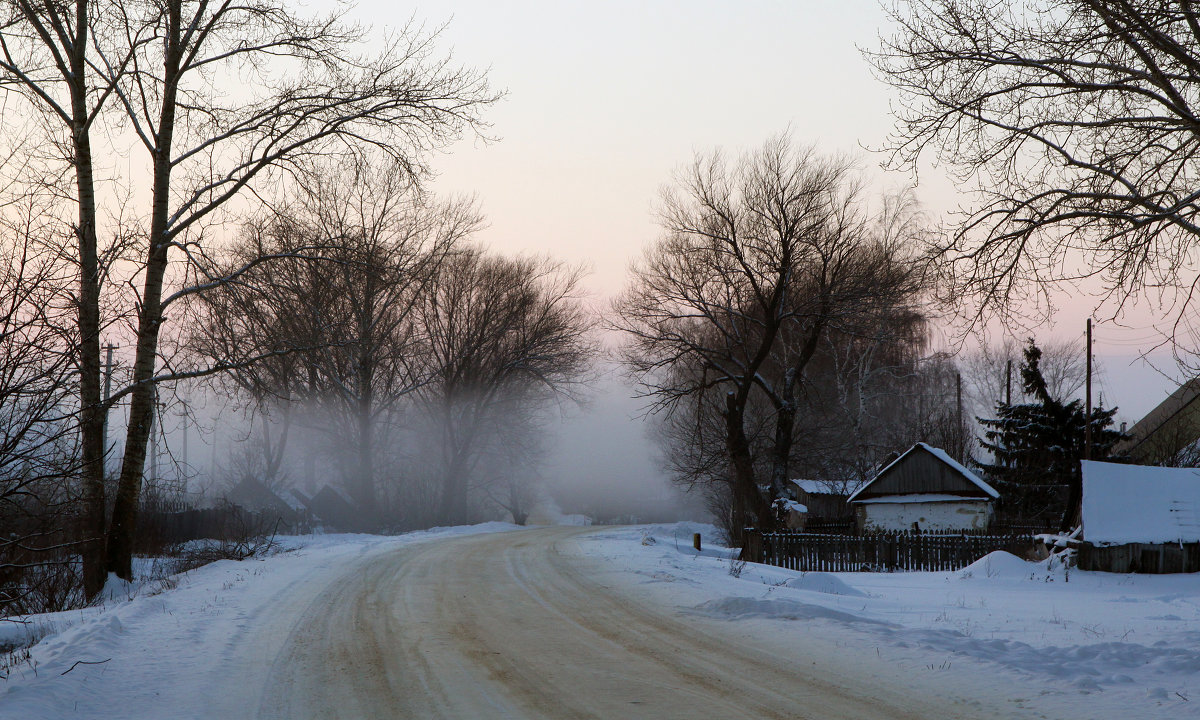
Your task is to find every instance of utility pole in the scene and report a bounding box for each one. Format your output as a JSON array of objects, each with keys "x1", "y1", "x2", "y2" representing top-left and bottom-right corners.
[
  {"x1": 955, "y1": 372, "x2": 964, "y2": 460},
  {"x1": 180, "y1": 401, "x2": 188, "y2": 484},
  {"x1": 148, "y1": 385, "x2": 158, "y2": 489},
  {"x1": 1085, "y1": 318, "x2": 1093, "y2": 461},
  {"x1": 1005, "y1": 359, "x2": 1012, "y2": 406},
  {"x1": 101, "y1": 344, "x2": 117, "y2": 469}
]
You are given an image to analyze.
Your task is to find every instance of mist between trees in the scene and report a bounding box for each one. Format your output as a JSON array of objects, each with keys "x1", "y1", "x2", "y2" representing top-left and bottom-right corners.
[
  {"x1": 187, "y1": 159, "x2": 594, "y2": 531},
  {"x1": 0, "y1": 0, "x2": 511, "y2": 607}
]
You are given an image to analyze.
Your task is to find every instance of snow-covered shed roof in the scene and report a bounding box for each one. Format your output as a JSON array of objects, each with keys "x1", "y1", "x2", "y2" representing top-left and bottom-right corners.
[
  {"x1": 1081, "y1": 460, "x2": 1200, "y2": 545},
  {"x1": 789, "y1": 478, "x2": 866, "y2": 496},
  {"x1": 848, "y1": 443, "x2": 999, "y2": 503}
]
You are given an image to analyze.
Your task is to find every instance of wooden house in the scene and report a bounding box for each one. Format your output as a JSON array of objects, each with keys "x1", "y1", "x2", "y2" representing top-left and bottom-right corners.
[
  {"x1": 224, "y1": 477, "x2": 311, "y2": 532},
  {"x1": 1113, "y1": 379, "x2": 1200, "y2": 464},
  {"x1": 788, "y1": 479, "x2": 861, "y2": 520},
  {"x1": 307, "y1": 484, "x2": 362, "y2": 531},
  {"x1": 848, "y1": 443, "x2": 999, "y2": 532},
  {"x1": 1076, "y1": 460, "x2": 1200, "y2": 573}
]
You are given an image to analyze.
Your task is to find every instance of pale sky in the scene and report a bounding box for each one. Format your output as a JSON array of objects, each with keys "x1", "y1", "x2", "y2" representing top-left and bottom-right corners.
[
  {"x1": 409, "y1": 0, "x2": 915, "y2": 292},
  {"x1": 352, "y1": 1, "x2": 1181, "y2": 426}
]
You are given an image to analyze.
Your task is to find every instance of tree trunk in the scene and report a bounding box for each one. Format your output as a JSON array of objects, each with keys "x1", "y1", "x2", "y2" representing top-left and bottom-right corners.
[
  {"x1": 74, "y1": 119, "x2": 107, "y2": 599},
  {"x1": 58, "y1": 1, "x2": 108, "y2": 598},
  {"x1": 106, "y1": 10, "x2": 182, "y2": 580},
  {"x1": 355, "y1": 392, "x2": 378, "y2": 527},
  {"x1": 438, "y1": 450, "x2": 471, "y2": 526},
  {"x1": 106, "y1": 238, "x2": 169, "y2": 580},
  {"x1": 768, "y1": 368, "x2": 798, "y2": 502},
  {"x1": 725, "y1": 390, "x2": 769, "y2": 543}
]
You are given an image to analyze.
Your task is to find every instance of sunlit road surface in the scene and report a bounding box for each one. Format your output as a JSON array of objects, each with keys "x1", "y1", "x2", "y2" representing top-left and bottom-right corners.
[{"x1": 250, "y1": 527, "x2": 994, "y2": 720}]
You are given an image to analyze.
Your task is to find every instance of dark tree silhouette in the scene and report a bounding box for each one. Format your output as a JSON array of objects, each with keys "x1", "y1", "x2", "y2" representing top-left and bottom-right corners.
[{"x1": 977, "y1": 341, "x2": 1124, "y2": 530}]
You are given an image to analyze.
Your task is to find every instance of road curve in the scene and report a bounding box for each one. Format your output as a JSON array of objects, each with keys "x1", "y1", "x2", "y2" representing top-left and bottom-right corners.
[{"x1": 253, "y1": 527, "x2": 993, "y2": 719}]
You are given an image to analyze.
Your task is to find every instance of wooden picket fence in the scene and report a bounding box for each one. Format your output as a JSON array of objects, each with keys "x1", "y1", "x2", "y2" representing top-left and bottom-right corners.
[{"x1": 742, "y1": 529, "x2": 1037, "y2": 572}]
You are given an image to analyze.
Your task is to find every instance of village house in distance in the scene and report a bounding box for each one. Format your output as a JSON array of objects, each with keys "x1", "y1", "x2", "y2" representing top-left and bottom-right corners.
[{"x1": 846, "y1": 443, "x2": 1000, "y2": 533}]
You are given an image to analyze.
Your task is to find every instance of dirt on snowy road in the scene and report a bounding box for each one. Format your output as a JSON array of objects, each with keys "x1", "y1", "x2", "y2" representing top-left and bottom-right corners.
[{"x1": 248, "y1": 527, "x2": 995, "y2": 720}]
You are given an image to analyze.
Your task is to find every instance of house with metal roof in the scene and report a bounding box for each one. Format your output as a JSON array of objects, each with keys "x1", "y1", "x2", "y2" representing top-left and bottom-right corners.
[
  {"x1": 1114, "y1": 378, "x2": 1200, "y2": 464},
  {"x1": 848, "y1": 443, "x2": 1000, "y2": 532}
]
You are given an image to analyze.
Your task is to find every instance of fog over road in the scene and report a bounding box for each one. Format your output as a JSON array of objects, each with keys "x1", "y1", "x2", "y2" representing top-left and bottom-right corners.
[{"x1": 241, "y1": 527, "x2": 997, "y2": 720}]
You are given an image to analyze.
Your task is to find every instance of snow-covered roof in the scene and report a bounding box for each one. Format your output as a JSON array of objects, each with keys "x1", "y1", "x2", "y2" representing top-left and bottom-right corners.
[
  {"x1": 280, "y1": 489, "x2": 310, "y2": 512},
  {"x1": 1081, "y1": 460, "x2": 1200, "y2": 545},
  {"x1": 853, "y1": 493, "x2": 993, "y2": 505},
  {"x1": 848, "y1": 443, "x2": 999, "y2": 503},
  {"x1": 778, "y1": 499, "x2": 808, "y2": 513},
  {"x1": 789, "y1": 478, "x2": 866, "y2": 496}
]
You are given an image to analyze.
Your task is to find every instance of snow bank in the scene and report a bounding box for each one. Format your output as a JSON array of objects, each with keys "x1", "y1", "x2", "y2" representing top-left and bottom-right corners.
[
  {"x1": 957, "y1": 550, "x2": 1045, "y2": 579},
  {"x1": 692, "y1": 597, "x2": 886, "y2": 625},
  {"x1": 782, "y1": 572, "x2": 867, "y2": 596},
  {"x1": 577, "y1": 522, "x2": 1200, "y2": 720}
]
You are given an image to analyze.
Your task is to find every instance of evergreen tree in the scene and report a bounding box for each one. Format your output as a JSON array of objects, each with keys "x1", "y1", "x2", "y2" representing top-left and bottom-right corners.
[{"x1": 977, "y1": 341, "x2": 1124, "y2": 530}]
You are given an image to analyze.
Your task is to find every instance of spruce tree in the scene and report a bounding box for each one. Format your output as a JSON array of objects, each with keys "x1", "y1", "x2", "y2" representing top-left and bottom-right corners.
[{"x1": 977, "y1": 341, "x2": 1123, "y2": 530}]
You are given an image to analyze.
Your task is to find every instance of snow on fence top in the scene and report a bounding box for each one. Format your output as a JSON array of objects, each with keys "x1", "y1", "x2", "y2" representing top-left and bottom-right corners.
[{"x1": 1081, "y1": 460, "x2": 1200, "y2": 545}]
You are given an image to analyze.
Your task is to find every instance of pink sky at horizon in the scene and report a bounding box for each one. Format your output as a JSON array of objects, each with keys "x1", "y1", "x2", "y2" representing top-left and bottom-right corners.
[{"x1": 357, "y1": 1, "x2": 1186, "y2": 422}]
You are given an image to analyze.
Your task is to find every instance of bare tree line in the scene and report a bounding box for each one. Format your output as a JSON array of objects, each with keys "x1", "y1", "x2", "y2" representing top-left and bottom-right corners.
[
  {"x1": 0, "y1": 0, "x2": 498, "y2": 600},
  {"x1": 6, "y1": 0, "x2": 1185, "y2": 612},
  {"x1": 188, "y1": 160, "x2": 593, "y2": 530}
]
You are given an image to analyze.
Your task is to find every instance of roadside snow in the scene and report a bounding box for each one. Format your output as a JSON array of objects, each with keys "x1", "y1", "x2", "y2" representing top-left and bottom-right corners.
[
  {"x1": 0, "y1": 523, "x2": 522, "y2": 720},
  {"x1": 579, "y1": 524, "x2": 1200, "y2": 720},
  {"x1": 5, "y1": 520, "x2": 1196, "y2": 720}
]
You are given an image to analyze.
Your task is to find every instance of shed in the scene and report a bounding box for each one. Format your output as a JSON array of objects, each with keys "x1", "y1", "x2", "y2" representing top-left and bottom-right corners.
[
  {"x1": 788, "y1": 479, "x2": 863, "y2": 519},
  {"x1": 307, "y1": 484, "x2": 361, "y2": 531},
  {"x1": 225, "y1": 478, "x2": 294, "y2": 514},
  {"x1": 1076, "y1": 460, "x2": 1200, "y2": 573},
  {"x1": 848, "y1": 443, "x2": 999, "y2": 532},
  {"x1": 222, "y1": 478, "x2": 312, "y2": 533}
]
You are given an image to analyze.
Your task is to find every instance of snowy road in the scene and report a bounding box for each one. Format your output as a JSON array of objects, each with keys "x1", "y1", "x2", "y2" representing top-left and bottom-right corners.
[{"x1": 247, "y1": 527, "x2": 995, "y2": 719}]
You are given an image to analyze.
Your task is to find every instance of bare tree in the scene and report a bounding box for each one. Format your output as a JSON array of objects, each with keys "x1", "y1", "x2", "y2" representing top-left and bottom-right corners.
[
  {"x1": 190, "y1": 160, "x2": 483, "y2": 524},
  {"x1": 872, "y1": 0, "x2": 1200, "y2": 337},
  {"x1": 616, "y1": 135, "x2": 927, "y2": 539},
  {"x1": 0, "y1": 0, "x2": 146, "y2": 597},
  {"x1": 83, "y1": 3, "x2": 496, "y2": 581},
  {"x1": 0, "y1": 196, "x2": 81, "y2": 614},
  {"x1": 418, "y1": 249, "x2": 593, "y2": 526},
  {"x1": 963, "y1": 337, "x2": 1087, "y2": 414}
]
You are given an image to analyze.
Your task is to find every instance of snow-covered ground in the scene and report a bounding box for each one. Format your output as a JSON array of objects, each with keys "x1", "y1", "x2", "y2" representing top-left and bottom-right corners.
[
  {"x1": 2, "y1": 521, "x2": 1197, "y2": 719},
  {"x1": 0, "y1": 523, "x2": 523, "y2": 719},
  {"x1": 580, "y1": 523, "x2": 1200, "y2": 720}
]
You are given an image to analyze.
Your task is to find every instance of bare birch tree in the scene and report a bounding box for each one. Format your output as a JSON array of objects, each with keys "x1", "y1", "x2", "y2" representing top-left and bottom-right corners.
[
  {"x1": 0, "y1": 0, "x2": 146, "y2": 597},
  {"x1": 86, "y1": 2, "x2": 496, "y2": 580}
]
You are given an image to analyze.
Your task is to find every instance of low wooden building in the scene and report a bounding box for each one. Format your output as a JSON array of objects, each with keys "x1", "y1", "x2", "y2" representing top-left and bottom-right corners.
[
  {"x1": 788, "y1": 479, "x2": 861, "y2": 519},
  {"x1": 307, "y1": 484, "x2": 362, "y2": 531},
  {"x1": 1077, "y1": 460, "x2": 1200, "y2": 573},
  {"x1": 1112, "y1": 379, "x2": 1200, "y2": 464},
  {"x1": 848, "y1": 443, "x2": 999, "y2": 533}
]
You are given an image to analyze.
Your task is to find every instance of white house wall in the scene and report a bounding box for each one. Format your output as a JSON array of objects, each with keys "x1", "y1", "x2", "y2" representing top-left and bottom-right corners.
[{"x1": 857, "y1": 500, "x2": 992, "y2": 532}]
